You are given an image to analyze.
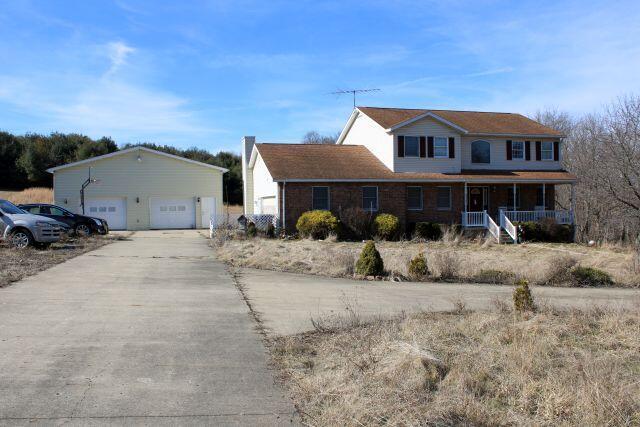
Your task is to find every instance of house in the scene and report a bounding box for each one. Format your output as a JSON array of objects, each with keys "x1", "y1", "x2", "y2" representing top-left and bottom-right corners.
[
  {"x1": 47, "y1": 146, "x2": 227, "y2": 230},
  {"x1": 241, "y1": 107, "x2": 577, "y2": 241}
]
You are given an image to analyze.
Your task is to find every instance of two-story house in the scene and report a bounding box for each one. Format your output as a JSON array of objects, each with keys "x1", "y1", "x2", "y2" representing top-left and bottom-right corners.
[{"x1": 241, "y1": 107, "x2": 577, "y2": 242}]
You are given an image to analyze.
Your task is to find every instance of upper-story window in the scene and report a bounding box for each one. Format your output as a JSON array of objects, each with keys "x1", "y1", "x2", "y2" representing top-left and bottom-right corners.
[
  {"x1": 471, "y1": 140, "x2": 490, "y2": 163},
  {"x1": 434, "y1": 137, "x2": 448, "y2": 158},
  {"x1": 541, "y1": 141, "x2": 553, "y2": 160},
  {"x1": 512, "y1": 141, "x2": 524, "y2": 160},
  {"x1": 404, "y1": 136, "x2": 419, "y2": 157}
]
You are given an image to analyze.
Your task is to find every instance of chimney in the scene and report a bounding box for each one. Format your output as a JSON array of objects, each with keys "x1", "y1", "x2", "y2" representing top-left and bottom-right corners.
[{"x1": 241, "y1": 136, "x2": 256, "y2": 215}]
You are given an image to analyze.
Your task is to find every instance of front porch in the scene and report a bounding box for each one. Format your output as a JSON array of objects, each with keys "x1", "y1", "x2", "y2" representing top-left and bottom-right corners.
[{"x1": 461, "y1": 182, "x2": 575, "y2": 243}]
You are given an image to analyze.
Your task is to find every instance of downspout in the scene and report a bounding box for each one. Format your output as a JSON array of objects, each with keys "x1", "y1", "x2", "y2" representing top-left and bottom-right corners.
[{"x1": 281, "y1": 180, "x2": 286, "y2": 231}]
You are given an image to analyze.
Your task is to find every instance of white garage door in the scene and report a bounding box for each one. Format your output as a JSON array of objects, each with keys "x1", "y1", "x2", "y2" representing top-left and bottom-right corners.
[
  {"x1": 86, "y1": 198, "x2": 127, "y2": 230},
  {"x1": 149, "y1": 197, "x2": 196, "y2": 229}
]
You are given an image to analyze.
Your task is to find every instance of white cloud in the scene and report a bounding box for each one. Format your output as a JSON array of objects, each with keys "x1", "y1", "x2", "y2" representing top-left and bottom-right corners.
[{"x1": 106, "y1": 41, "x2": 136, "y2": 75}]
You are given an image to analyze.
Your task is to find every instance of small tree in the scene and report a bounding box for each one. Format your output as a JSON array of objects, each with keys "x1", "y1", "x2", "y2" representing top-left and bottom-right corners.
[
  {"x1": 355, "y1": 241, "x2": 384, "y2": 276},
  {"x1": 408, "y1": 252, "x2": 429, "y2": 278},
  {"x1": 513, "y1": 279, "x2": 536, "y2": 312},
  {"x1": 296, "y1": 210, "x2": 338, "y2": 239},
  {"x1": 246, "y1": 221, "x2": 257, "y2": 238},
  {"x1": 374, "y1": 213, "x2": 400, "y2": 240}
]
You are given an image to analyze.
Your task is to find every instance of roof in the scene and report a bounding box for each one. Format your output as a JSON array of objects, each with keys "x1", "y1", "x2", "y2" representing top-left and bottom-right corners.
[
  {"x1": 46, "y1": 146, "x2": 229, "y2": 173},
  {"x1": 254, "y1": 143, "x2": 576, "y2": 183},
  {"x1": 357, "y1": 106, "x2": 564, "y2": 137}
]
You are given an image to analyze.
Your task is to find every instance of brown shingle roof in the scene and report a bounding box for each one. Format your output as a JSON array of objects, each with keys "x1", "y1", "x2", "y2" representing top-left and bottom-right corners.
[
  {"x1": 358, "y1": 106, "x2": 563, "y2": 136},
  {"x1": 255, "y1": 143, "x2": 576, "y2": 182}
]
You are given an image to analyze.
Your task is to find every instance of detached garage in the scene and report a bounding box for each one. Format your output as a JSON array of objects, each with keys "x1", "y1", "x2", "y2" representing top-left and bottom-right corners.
[{"x1": 47, "y1": 146, "x2": 227, "y2": 230}]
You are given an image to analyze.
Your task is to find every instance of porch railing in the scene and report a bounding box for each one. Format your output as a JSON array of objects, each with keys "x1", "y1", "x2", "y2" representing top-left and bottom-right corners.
[
  {"x1": 462, "y1": 211, "x2": 485, "y2": 227},
  {"x1": 485, "y1": 213, "x2": 500, "y2": 241},
  {"x1": 503, "y1": 210, "x2": 573, "y2": 224},
  {"x1": 499, "y1": 211, "x2": 517, "y2": 242}
]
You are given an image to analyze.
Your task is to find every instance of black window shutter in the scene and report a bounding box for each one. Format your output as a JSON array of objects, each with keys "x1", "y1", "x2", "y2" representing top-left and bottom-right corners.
[
  {"x1": 553, "y1": 141, "x2": 559, "y2": 161},
  {"x1": 506, "y1": 140, "x2": 512, "y2": 160},
  {"x1": 419, "y1": 136, "x2": 426, "y2": 158},
  {"x1": 427, "y1": 136, "x2": 434, "y2": 158},
  {"x1": 397, "y1": 136, "x2": 404, "y2": 158},
  {"x1": 448, "y1": 137, "x2": 455, "y2": 158},
  {"x1": 536, "y1": 141, "x2": 542, "y2": 161},
  {"x1": 525, "y1": 141, "x2": 531, "y2": 160}
]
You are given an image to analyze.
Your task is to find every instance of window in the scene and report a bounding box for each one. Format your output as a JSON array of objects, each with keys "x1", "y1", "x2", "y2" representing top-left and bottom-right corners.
[
  {"x1": 362, "y1": 186, "x2": 378, "y2": 211},
  {"x1": 407, "y1": 186, "x2": 423, "y2": 210},
  {"x1": 437, "y1": 187, "x2": 451, "y2": 210},
  {"x1": 99, "y1": 206, "x2": 107, "y2": 212},
  {"x1": 26, "y1": 206, "x2": 42, "y2": 214},
  {"x1": 507, "y1": 187, "x2": 521, "y2": 208},
  {"x1": 434, "y1": 137, "x2": 448, "y2": 158},
  {"x1": 108, "y1": 206, "x2": 117, "y2": 212},
  {"x1": 49, "y1": 207, "x2": 66, "y2": 216},
  {"x1": 471, "y1": 140, "x2": 490, "y2": 163},
  {"x1": 404, "y1": 136, "x2": 419, "y2": 157},
  {"x1": 512, "y1": 141, "x2": 524, "y2": 159},
  {"x1": 312, "y1": 186, "x2": 330, "y2": 210},
  {"x1": 541, "y1": 141, "x2": 553, "y2": 160},
  {"x1": 536, "y1": 186, "x2": 547, "y2": 208},
  {"x1": 89, "y1": 207, "x2": 98, "y2": 213}
]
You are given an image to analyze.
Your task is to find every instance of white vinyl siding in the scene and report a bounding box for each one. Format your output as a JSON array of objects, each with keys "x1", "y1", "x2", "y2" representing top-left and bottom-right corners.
[
  {"x1": 251, "y1": 152, "x2": 279, "y2": 214},
  {"x1": 461, "y1": 136, "x2": 562, "y2": 170},
  {"x1": 341, "y1": 112, "x2": 394, "y2": 170}
]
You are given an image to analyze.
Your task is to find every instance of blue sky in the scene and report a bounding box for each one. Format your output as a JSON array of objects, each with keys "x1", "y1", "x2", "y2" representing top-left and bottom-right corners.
[{"x1": 1, "y1": 0, "x2": 639, "y2": 153}]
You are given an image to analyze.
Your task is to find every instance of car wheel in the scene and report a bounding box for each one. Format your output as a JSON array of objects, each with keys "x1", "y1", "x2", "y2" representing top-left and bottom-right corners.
[
  {"x1": 75, "y1": 224, "x2": 92, "y2": 236},
  {"x1": 10, "y1": 229, "x2": 34, "y2": 249}
]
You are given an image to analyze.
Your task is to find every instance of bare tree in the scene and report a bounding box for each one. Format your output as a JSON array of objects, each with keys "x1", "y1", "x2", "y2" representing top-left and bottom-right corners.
[{"x1": 302, "y1": 131, "x2": 339, "y2": 144}]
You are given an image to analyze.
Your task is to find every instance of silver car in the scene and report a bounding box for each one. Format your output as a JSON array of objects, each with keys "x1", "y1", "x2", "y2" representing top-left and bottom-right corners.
[{"x1": 0, "y1": 199, "x2": 68, "y2": 249}]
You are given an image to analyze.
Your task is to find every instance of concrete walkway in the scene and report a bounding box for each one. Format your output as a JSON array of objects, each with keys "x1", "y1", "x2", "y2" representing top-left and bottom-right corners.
[
  {"x1": 237, "y1": 267, "x2": 640, "y2": 336},
  {"x1": 0, "y1": 230, "x2": 296, "y2": 426}
]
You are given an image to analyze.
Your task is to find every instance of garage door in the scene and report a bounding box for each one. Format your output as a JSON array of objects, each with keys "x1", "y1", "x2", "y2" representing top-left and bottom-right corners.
[
  {"x1": 86, "y1": 198, "x2": 127, "y2": 230},
  {"x1": 149, "y1": 197, "x2": 196, "y2": 229}
]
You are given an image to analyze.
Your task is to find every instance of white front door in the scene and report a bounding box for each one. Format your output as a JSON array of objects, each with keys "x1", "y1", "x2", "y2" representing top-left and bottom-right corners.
[
  {"x1": 200, "y1": 197, "x2": 216, "y2": 229},
  {"x1": 86, "y1": 198, "x2": 127, "y2": 230},
  {"x1": 149, "y1": 197, "x2": 196, "y2": 229}
]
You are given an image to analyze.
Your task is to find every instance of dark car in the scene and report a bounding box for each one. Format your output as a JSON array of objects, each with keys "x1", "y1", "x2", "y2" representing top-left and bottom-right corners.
[{"x1": 18, "y1": 204, "x2": 108, "y2": 236}]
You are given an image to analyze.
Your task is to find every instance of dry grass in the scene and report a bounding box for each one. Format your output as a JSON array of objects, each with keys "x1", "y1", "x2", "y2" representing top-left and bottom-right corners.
[
  {"x1": 1, "y1": 187, "x2": 53, "y2": 204},
  {"x1": 0, "y1": 234, "x2": 126, "y2": 287},
  {"x1": 215, "y1": 238, "x2": 640, "y2": 287},
  {"x1": 272, "y1": 305, "x2": 640, "y2": 426}
]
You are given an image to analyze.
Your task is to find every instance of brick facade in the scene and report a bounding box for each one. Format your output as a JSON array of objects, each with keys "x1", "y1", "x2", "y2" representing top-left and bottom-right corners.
[{"x1": 279, "y1": 182, "x2": 556, "y2": 234}]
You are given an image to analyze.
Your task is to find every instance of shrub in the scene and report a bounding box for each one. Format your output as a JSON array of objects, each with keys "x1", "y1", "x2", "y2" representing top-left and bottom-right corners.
[
  {"x1": 296, "y1": 210, "x2": 339, "y2": 240},
  {"x1": 264, "y1": 222, "x2": 276, "y2": 238},
  {"x1": 517, "y1": 219, "x2": 573, "y2": 243},
  {"x1": 374, "y1": 213, "x2": 400, "y2": 240},
  {"x1": 338, "y1": 207, "x2": 374, "y2": 240},
  {"x1": 513, "y1": 279, "x2": 536, "y2": 312},
  {"x1": 408, "y1": 253, "x2": 429, "y2": 278},
  {"x1": 414, "y1": 222, "x2": 442, "y2": 240},
  {"x1": 541, "y1": 255, "x2": 578, "y2": 285},
  {"x1": 431, "y1": 251, "x2": 459, "y2": 280},
  {"x1": 571, "y1": 266, "x2": 614, "y2": 287},
  {"x1": 473, "y1": 269, "x2": 515, "y2": 285},
  {"x1": 246, "y1": 221, "x2": 257, "y2": 238},
  {"x1": 355, "y1": 241, "x2": 384, "y2": 276}
]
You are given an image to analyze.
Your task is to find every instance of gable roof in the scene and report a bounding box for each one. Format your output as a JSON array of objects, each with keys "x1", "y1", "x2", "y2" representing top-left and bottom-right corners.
[
  {"x1": 254, "y1": 143, "x2": 575, "y2": 183},
  {"x1": 46, "y1": 146, "x2": 228, "y2": 173},
  {"x1": 356, "y1": 106, "x2": 564, "y2": 137}
]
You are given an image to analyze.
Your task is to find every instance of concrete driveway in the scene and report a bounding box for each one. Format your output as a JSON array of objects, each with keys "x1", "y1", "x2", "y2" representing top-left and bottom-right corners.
[
  {"x1": 0, "y1": 230, "x2": 296, "y2": 426},
  {"x1": 237, "y1": 267, "x2": 640, "y2": 336}
]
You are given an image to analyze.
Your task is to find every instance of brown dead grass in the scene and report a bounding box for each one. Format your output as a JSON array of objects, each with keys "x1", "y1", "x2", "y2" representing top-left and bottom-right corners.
[
  {"x1": 272, "y1": 305, "x2": 640, "y2": 426},
  {"x1": 1, "y1": 187, "x2": 53, "y2": 204},
  {"x1": 215, "y1": 238, "x2": 640, "y2": 287},
  {"x1": 0, "y1": 234, "x2": 126, "y2": 287}
]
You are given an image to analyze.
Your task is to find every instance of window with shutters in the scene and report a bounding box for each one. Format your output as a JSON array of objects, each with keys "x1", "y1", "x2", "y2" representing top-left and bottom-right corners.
[
  {"x1": 512, "y1": 141, "x2": 524, "y2": 159},
  {"x1": 403, "y1": 136, "x2": 419, "y2": 157},
  {"x1": 362, "y1": 186, "x2": 378, "y2": 211},
  {"x1": 541, "y1": 141, "x2": 553, "y2": 160},
  {"x1": 407, "y1": 186, "x2": 423, "y2": 210},
  {"x1": 471, "y1": 140, "x2": 490, "y2": 163},
  {"x1": 434, "y1": 137, "x2": 448, "y2": 158},
  {"x1": 436, "y1": 186, "x2": 451, "y2": 210},
  {"x1": 312, "y1": 186, "x2": 330, "y2": 210}
]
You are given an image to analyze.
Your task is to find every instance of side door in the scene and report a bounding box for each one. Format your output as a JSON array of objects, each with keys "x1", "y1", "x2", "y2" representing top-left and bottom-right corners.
[{"x1": 47, "y1": 206, "x2": 77, "y2": 228}]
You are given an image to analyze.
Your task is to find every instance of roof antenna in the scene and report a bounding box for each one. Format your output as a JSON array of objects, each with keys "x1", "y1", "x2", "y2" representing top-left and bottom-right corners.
[{"x1": 330, "y1": 88, "x2": 380, "y2": 108}]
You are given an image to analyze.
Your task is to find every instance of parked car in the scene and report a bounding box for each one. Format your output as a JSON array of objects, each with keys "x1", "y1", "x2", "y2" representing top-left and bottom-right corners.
[
  {"x1": 0, "y1": 199, "x2": 69, "y2": 248},
  {"x1": 18, "y1": 203, "x2": 109, "y2": 236}
]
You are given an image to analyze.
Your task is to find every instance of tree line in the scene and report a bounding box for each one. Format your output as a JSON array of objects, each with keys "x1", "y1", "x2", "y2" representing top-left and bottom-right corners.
[{"x1": 0, "y1": 132, "x2": 243, "y2": 205}]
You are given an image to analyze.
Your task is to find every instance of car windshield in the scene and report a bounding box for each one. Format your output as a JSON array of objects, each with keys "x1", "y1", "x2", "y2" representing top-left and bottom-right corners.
[{"x1": 0, "y1": 200, "x2": 26, "y2": 215}]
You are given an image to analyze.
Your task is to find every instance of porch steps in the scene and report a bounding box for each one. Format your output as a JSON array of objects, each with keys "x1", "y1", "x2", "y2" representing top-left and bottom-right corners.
[{"x1": 499, "y1": 229, "x2": 515, "y2": 244}]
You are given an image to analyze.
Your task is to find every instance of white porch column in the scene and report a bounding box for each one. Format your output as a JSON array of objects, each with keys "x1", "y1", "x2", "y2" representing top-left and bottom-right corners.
[
  {"x1": 542, "y1": 183, "x2": 546, "y2": 209},
  {"x1": 464, "y1": 182, "x2": 468, "y2": 212},
  {"x1": 512, "y1": 183, "x2": 517, "y2": 211}
]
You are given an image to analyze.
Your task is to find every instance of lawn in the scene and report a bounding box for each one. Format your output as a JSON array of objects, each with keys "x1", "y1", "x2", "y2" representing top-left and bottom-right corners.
[
  {"x1": 215, "y1": 236, "x2": 640, "y2": 288},
  {"x1": 0, "y1": 187, "x2": 53, "y2": 204},
  {"x1": 271, "y1": 305, "x2": 640, "y2": 426}
]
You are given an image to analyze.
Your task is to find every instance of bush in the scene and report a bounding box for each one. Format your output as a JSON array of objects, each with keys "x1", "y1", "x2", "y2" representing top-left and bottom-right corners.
[
  {"x1": 541, "y1": 255, "x2": 578, "y2": 285},
  {"x1": 246, "y1": 221, "x2": 257, "y2": 238},
  {"x1": 473, "y1": 269, "x2": 515, "y2": 285},
  {"x1": 408, "y1": 253, "x2": 429, "y2": 278},
  {"x1": 431, "y1": 251, "x2": 459, "y2": 280},
  {"x1": 513, "y1": 279, "x2": 536, "y2": 312},
  {"x1": 414, "y1": 222, "x2": 442, "y2": 240},
  {"x1": 355, "y1": 241, "x2": 384, "y2": 276},
  {"x1": 517, "y1": 219, "x2": 573, "y2": 243},
  {"x1": 374, "y1": 213, "x2": 400, "y2": 240},
  {"x1": 296, "y1": 210, "x2": 339, "y2": 240},
  {"x1": 571, "y1": 266, "x2": 614, "y2": 287},
  {"x1": 338, "y1": 207, "x2": 374, "y2": 240}
]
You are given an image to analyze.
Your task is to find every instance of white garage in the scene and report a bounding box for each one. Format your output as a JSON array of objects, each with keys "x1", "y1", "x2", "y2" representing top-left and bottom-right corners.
[{"x1": 47, "y1": 147, "x2": 227, "y2": 230}]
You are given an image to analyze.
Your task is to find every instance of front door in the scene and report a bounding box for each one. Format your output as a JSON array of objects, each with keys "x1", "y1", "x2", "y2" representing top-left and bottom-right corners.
[{"x1": 468, "y1": 187, "x2": 486, "y2": 212}]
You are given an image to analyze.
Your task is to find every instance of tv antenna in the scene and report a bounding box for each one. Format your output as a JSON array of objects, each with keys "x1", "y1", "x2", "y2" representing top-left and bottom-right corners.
[{"x1": 330, "y1": 88, "x2": 380, "y2": 107}]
